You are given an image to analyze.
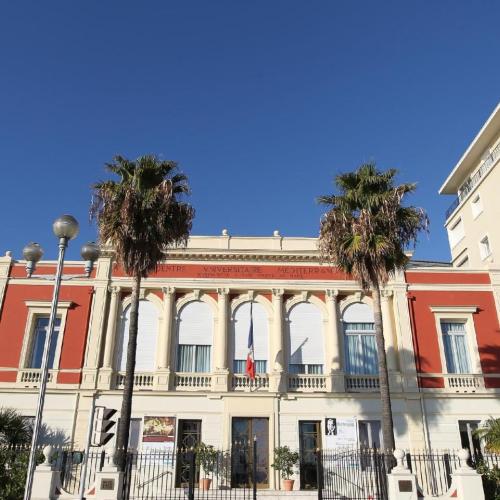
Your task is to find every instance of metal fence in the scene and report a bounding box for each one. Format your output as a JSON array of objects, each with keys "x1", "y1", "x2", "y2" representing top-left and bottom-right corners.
[
  {"x1": 319, "y1": 448, "x2": 392, "y2": 500},
  {"x1": 123, "y1": 444, "x2": 257, "y2": 500}
]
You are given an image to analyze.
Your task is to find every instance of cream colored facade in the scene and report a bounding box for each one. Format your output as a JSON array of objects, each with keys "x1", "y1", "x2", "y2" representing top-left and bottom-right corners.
[
  {"x1": 2, "y1": 233, "x2": 500, "y2": 490},
  {"x1": 440, "y1": 102, "x2": 500, "y2": 268}
]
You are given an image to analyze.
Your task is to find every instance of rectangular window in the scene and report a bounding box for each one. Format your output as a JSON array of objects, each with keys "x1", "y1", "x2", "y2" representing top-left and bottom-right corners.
[
  {"x1": 448, "y1": 218, "x2": 465, "y2": 248},
  {"x1": 358, "y1": 420, "x2": 381, "y2": 448},
  {"x1": 471, "y1": 195, "x2": 483, "y2": 219},
  {"x1": 479, "y1": 236, "x2": 491, "y2": 260},
  {"x1": 289, "y1": 364, "x2": 323, "y2": 374},
  {"x1": 441, "y1": 321, "x2": 470, "y2": 373},
  {"x1": 177, "y1": 345, "x2": 211, "y2": 372},
  {"x1": 233, "y1": 359, "x2": 267, "y2": 374},
  {"x1": 344, "y1": 323, "x2": 378, "y2": 375},
  {"x1": 30, "y1": 317, "x2": 61, "y2": 369}
]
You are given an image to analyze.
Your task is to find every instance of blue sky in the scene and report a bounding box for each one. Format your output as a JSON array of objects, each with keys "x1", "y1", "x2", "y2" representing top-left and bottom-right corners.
[{"x1": 0, "y1": 1, "x2": 499, "y2": 262}]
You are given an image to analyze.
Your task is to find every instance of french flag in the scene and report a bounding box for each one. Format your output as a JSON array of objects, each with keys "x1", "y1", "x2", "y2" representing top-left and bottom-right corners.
[{"x1": 245, "y1": 302, "x2": 255, "y2": 379}]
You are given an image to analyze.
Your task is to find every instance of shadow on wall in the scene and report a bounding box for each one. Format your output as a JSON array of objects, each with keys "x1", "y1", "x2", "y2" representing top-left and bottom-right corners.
[
  {"x1": 476, "y1": 344, "x2": 500, "y2": 388},
  {"x1": 38, "y1": 424, "x2": 70, "y2": 447}
]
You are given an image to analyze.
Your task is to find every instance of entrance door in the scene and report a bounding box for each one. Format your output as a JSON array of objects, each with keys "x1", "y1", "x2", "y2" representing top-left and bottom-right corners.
[
  {"x1": 299, "y1": 421, "x2": 321, "y2": 490},
  {"x1": 231, "y1": 417, "x2": 269, "y2": 488},
  {"x1": 176, "y1": 420, "x2": 201, "y2": 486}
]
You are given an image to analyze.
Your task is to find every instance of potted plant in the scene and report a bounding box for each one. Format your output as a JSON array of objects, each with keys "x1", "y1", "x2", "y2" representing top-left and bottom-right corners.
[
  {"x1": 195, "y1": 442, "x2": 219, "y2": 490},
  {"x1": 271, "y1": 446, "x2": 299, "y2": 491}
]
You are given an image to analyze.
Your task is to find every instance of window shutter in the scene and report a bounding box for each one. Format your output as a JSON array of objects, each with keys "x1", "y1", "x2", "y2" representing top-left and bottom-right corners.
[
  {"x1": 117, "y1": 300, "x2": 159, "y2": 372},
  {"x1": 288, "y1": 302, "x2": 324, "y2": 365},
  {"x1": 177, "y1": 301, "x2": 213, "y2": 346},
  {"x1": 233, "y1": 302, "x2": 268, "y2": 361}
]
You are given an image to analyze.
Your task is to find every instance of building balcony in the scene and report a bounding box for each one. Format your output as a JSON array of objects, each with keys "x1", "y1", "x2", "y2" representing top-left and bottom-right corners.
[
  {"x1": 17, "y1": 368, "x2": 56, "y2": 386},
  {"x1": 445, "y1": 142, "x2": 500, "y2": 219},
  {"x1": 345, "y1": 374, "x2": 380, "y2": 392},
  {"x1": 231, "y1": 373, "x2": 269, "y2": 391},
  {"x1": 287, "y1": 374, "x2": 327, "y2": 392},
  {"x1": 418, "y1": 373, "x2": 485, "y2": 392},
  {"x1": 115, "y1": 371, "x2": 154, "y2": 390},
  {"x1": 174, "y1": 372, "x2": 212, "y2": 391}
]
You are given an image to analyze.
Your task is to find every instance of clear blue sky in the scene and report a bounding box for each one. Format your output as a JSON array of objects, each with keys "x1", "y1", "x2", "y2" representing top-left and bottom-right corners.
[{"x1": 1, "y1": 1, "x2": 499, "y2": 262}]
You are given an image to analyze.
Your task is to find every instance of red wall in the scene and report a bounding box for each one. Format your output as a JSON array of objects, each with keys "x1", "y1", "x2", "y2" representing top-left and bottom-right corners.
[
  {"x1": 408, "y1": 289, "x2": 500, "y2": 388},
  {"x1": 0, "y1": 283, "x2": 93, "y2": 383}
]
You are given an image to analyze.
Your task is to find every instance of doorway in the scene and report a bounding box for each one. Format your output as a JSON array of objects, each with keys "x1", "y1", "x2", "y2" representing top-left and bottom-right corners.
[
  {"x1": 231, "y1": 417, "x2": 269, "y2": 488},
  {"x1": 299, "y1": 421, "x2": 321, "y2": 489},
  {"x1": 175, "y1": 420, "x2": 201, "y2": 486}
]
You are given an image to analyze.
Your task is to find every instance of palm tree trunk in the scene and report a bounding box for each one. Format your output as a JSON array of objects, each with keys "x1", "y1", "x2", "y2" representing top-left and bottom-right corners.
[
  {"x1": 116, "y1": 273, "x2": 141, "y2": 470},
  {"x1": 372, "y1": 285, "x2": 396, "y2": 453}
]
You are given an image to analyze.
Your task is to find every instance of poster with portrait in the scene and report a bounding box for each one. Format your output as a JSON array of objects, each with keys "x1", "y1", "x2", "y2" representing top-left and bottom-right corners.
[
  {"x1": 142, "y1": 416, "x2": 176, "y2": 451},
  {"x1": 324, "y1": 417, "x2": 357, "y2": 449}
]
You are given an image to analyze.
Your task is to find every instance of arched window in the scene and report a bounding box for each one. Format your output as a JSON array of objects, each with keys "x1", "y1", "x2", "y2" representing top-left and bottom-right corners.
[
  {"x1": 288, "y1": 302, "x2": 324, "y2": 374},
  {"x1": 342, "y1": 302, "x2": 378, "y2": 375},
  {"x1": 232, "y1": 301, "x2": 268, "y2": 374},
  {"x1": 116, "y1": 300, "x2": 159, "y2": 372},
  {"x1": 176, "y1": 301, "x2": 213, "y2": 373}
]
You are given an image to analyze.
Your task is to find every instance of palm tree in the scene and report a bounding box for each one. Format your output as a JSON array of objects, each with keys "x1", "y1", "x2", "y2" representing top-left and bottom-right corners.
[
  {"x1": 474, "y1": 418, "x2": 500, "y2": 453},
  {"x1": 91, "y1": 155, "x2": 194, "y2": 468},
  {"x1": 317, "y1": 162, "x2": 428, "y2": 452},
  {"x1": 0, "y1": 408, "x2": 32, "y2": 446}
]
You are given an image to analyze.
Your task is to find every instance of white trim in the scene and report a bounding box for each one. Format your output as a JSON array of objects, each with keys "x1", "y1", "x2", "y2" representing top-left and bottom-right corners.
[{"x1": 430, "y1": 306, "x2": 478, "y2": 314}]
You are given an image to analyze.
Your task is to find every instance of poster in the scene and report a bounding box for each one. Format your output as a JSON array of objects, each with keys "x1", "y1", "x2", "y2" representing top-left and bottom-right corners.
[
  {"x1": 325, "y1": 417, "x2": 357, "y2": 449},
  {"x1": 142, "y1": 416, "x2": 176, "y2": 451}
]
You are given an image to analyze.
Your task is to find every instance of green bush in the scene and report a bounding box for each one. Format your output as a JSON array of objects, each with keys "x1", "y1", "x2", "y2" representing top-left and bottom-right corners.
[
  {"x1": 271, "y1": 446, "x2": 299, "y2": 480},
  {"x1": 476, "y1": 460, "x2": 500, "y2": 500},
  {"x1": 0, "y1": 448, "x2": 44, "y2": 500}
]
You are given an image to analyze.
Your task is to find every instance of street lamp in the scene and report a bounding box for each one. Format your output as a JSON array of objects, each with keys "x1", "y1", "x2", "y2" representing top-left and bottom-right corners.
[{"x1": 23, "y1": 215, "x2": 100, "y2": 500}]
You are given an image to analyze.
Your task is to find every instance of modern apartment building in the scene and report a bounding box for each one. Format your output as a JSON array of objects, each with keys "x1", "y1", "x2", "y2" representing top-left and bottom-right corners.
[
  {"x1": 440, "y1": 102, "x2": 500, "y2": 268},
  {"x1": 1, "y1": 233, "x2": 499, "y2": 490}
]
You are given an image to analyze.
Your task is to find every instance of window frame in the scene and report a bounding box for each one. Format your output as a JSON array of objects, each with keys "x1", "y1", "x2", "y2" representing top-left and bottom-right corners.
[
  {"x1": 447, "y1": 217, "x2": 465, "y2": 249},
  {"x1": 479, "y1": 234, "x2": 492, "y2": 261},
  {"x1": 18, "y1": 300, "x2": 72, "y2": 371},
  {"x1": 471, "y1": 194, "x2": 483, "y2": 219},
  {"x1": 430, "y1": 306, "x2": 481, "y2": 375}
]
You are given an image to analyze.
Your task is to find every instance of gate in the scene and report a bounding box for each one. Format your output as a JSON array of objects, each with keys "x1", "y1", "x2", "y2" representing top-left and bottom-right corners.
[
  {"x1": 123, "y1": 443, "x2": 257, "y2": 500},
  {"x1": 318, "y1": 448, "x2": 390, "y2": 500}
]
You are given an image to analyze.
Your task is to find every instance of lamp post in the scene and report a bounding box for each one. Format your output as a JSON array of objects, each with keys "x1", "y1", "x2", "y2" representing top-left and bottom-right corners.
[{"x1": 23, "y1": 215, "x2": 100, "y2": 500}]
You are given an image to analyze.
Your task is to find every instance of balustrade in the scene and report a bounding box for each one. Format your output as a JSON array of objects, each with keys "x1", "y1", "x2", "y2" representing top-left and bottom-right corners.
[
  {"x1": 288, "y1": 374, "x2": 327, "y2": 392},
  {"x1": 231, "y1": 374, "x2": 269, "y2": 391},
  {"x1": 345, "y1": 374, "x2": 380, "y2": 392}
]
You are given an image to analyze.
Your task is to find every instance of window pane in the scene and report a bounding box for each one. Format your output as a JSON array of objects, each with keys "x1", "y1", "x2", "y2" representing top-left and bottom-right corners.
[
  {"x1": 289, "y1": 364, "x2": 306, "y2": 374},
  {"x1": 233, "y1": 360, "x2": 246, "y2": 374},
  {"x1": 177, "y1": 345, "x2": 194, "y2": 372},
  {"x1": 195, "y1": 345, "x2": 211, "y2": 372},
  {"x1": 441, "y1": 321, "x2": 470, "y2": 374},
  {"x1": 30, "y1": 317, "x2": 61, "y2": 369},
  {"x1": 254, "y1": 360, "x2": 267, "y2": 374},
  {"x1": 307, "y1": 364, "x2": 323, "y2": 374},
  {"x1": 360, "y1": 335, "x2": 378, "y2": 375}
]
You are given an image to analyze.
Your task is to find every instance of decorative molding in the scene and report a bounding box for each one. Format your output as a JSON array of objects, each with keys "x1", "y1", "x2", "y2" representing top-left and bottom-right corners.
[
  {"x1": 354, "y1": 291, "x2": 363, "y2": 302},
  {"x1": 272, "y1": 288, "x2": 284, "y2": 298},
  {"x1": 162, "y1": 286, "x2": 176, "y2": 296},
  {"x1": 193, "y1": 289, "x2": 201, "y2": 300},
  {"x1": 301, "y1": 290, "x2": 309, "y2": 302},
  {"x1": 430, "y1": 306, "x2": 478, "y2": 314},
  {"x1": 139, "y1": 288, "x2": 146, "y2": 299},
  {"x1": 24, "y1": 300, "x2": 73, "y2": 309},
  {"x1": 326, "y1": 289, "x2": 339, "y2": 300},
  {"x1": 381, "y1": 289, "x2": 393, "y2": 299},
  {"x1": 108, "y1": 285, "x2": 121, "y2": 295},
  {"x1": 217, "y1": 287, "x2": 229, "y2": 297}
]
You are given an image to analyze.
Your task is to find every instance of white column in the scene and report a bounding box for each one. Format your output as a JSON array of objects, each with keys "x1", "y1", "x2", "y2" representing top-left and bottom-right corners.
[
  {"x1": 270, "y1": 289, "x2": 285, "y2": 392},
  {"x1": 271, "y1": 288, "x2": 285, "y2": 372},
  {"x1": 158, "y1": 286, "x2": 175, "y2": 370},
  {"x1": 102, "y1": 286, "x2": 121, "y2": 369},
  {"x1": 381, "y1": 289, "x2": 398, "y2": 371},
  {"x1": 325, "y1": 289, "x2": 341, "y2": 371},
  {"x1": 215, "y1": 288, "x2": 229, "y2": 371}
]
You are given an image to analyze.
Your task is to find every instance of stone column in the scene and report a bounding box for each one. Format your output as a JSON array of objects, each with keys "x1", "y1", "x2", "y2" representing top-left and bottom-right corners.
[
  {"x1": 387, "y1": 449, "x2": 418, "y2": 500},
  {"x1": 98, "y1": 286, "x2": 121, "y2": 389},
  {"x1": 154, "y1": 286, "x2": 175, "y2": 390},
  {"x1": 326, "y1": 289, "x2": 344, "y2": 392},
  {"x1": 392, "y1": 272, "x2": 419, "y2": 391},
  {"x1": 269, "y1": 288, "x2": 285, "y2": 392},
  {"x1": 32, "y1": 446, "x2": 59, "y2": 500},
  {"x1": 212, "y1": 288, "x2": 229, "y2": 392},
  {"x1": 381, "y1": 289, "x2": 402, "y2": 391}
]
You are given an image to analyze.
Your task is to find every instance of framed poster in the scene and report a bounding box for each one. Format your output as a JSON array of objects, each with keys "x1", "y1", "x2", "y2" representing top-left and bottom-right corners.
[
  {"x1": 325, "y1": 417, "x2": 357, "y2": 449},
  {"x1": 142, "y1": 416, "x2": 176, "y2": 450}
]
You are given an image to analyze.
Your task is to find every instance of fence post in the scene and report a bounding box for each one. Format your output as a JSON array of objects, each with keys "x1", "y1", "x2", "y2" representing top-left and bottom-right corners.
[
  {"x1": 316, "y1": 449, "x2": 323, "y2": 500},
  {"x1": 253, "y1": 436, "x2": 257, "y2": 500},
  {"x1": 94, "y1": 447, "x2": 124, "y2": 500},
  {"x1": 449, "y1": 449, "x2": 485, "y2": 500},
  {"x1": 386, "y1": 449, "x2": 418, "y2": 500},
  {"x1": 32, "y1": 446, "x2": 60, "y2": 500},
  {"x1": 188, "y1": 449, "x2": 196, "y2": 500}
]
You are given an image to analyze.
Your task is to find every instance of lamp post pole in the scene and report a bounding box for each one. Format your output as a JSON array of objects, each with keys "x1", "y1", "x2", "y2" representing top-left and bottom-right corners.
[
  {"x1": 22, "y1": 215, "x2": 100, "y2": 500},
  {"x1": 24, "y1": 236, "x2": 68, "y2": 500}
]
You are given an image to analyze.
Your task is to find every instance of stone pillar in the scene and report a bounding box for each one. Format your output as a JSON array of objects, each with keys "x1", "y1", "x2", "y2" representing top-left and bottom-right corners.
[
  {"x1": 154, "y1": 287, "x2": 175, "y2": 390},
  {"x1": 392, "y1": 273, "x2": 419, "y2": 391},
  {"x1": 98, "y1": 286, "x2": 121, "y2": 389},
  {"x1": 94, "y1": 448, "x2": 124, "y2": 500},
  {"x1": 387, "y1": 449, "x2": 418, "y2": 500},
  {"x1": 450, "y1": 449, "x2": 485, "y2": 500},
  {"x1": 82, "y1": 256, "x2": 113, "y2": 389},
  {"x1": 32, "y1": 446, "x2": 59, "y2": 500},
  {"x1": 381, "y1": 289, "x2": 402, "y2": 391},
  {"x1": 212, "y1": 288, "x2": 230, "y2": 392},
  {"x1": 326, "y1": 289, "x2": 344, "y2": 392},
  {"x1": 269, "y1": 288, "x2": 285, "y2": 392}
]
